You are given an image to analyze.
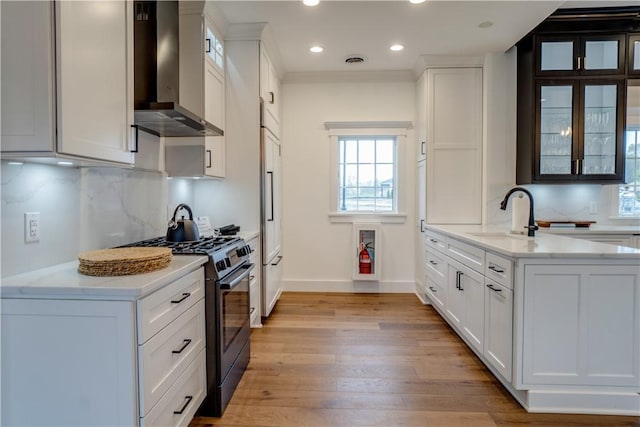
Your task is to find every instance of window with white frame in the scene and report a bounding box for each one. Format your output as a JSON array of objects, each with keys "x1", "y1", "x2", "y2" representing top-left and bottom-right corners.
[{"x1": 338, "y1": 136, "x2": 397, "y2": 212}]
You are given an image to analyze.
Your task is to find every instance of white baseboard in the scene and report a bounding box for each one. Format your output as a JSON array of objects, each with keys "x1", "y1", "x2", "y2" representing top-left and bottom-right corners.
[
  {"x1": 281, "y1": 279, "x2": 416, "y2": 293},
  {"x1": 526, "y1": 389, "x2": 640, "y2": 416}
]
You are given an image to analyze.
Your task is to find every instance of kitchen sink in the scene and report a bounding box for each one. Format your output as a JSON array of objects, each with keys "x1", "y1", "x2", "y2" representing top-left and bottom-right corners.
[{"x1": 466, "y1": 231, "x2": 534, "y2": 240}]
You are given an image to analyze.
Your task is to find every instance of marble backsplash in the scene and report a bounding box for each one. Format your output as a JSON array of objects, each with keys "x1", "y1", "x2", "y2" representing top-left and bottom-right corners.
[
  {"x1": 486, "y1": 183, "x2": 637, "y2": 227},
  {"x1": 0, "y1": 161, "x2": 196, "y2": 277}
]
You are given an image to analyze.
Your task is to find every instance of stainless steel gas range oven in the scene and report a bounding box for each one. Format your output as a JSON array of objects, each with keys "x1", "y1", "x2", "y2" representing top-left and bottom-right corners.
[{"x1": 120, "y1": 236, "x2": 253, "y2": 416}]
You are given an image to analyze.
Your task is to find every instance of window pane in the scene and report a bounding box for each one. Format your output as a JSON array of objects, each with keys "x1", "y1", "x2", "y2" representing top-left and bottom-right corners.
[
  {"x1": 358, "y1": 164, "x2": 374, "y2": 187},
  {"x1": 344, "y1": 139, "x2": 357, "y2": 163},
  {"x1": 584, "y1": 40, "x2": 618, "y2": 70},
  {"x1": 344, "y1": 164, "x2": 357, "y2": 186},
  {"x1": 377, "y1": 139, "x2": 394, "y2": 163},
  {"x1": 541, "y1": 41, "x2": 574, "y2": 71},
  {"x1": 376, "y1": 164, "x2": 393, "y2": 185},
  {"x1": 359, "y1": 139, "x2": 375, "y2": 163}
]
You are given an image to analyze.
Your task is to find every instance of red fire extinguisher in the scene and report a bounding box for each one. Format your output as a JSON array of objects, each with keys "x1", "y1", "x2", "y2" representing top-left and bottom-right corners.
[{"x1": 359, "y1": 237, "x2": 372, "y2": 274}]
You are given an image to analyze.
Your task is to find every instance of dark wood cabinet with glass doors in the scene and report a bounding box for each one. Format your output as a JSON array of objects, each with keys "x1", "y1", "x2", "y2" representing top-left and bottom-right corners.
[{"x1": 516, "y1": 8, "x2": 639, "y2": 184}]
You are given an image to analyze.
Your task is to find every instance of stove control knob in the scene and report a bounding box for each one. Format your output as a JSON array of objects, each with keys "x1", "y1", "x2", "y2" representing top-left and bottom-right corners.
[
  {"x1": 216, "y1": 260, "x2": 226, "y2": 271},
  {"x1": 225, "y1": 257, "x2": 231, "y2": 267},
  {"x1": 236, "y1": 245, "x2": 251, "y2": 257}
]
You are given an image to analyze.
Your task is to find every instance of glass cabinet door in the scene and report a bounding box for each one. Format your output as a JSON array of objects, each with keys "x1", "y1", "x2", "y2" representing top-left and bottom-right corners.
[
  {"x1": 537, "y1": 35, "x2": 624, "y2": 76},
  {"x1": 537, "y1": 83, "x2": 575, "y2": 177},
  {"x1": 582, "y1": 35, "x2": 625, "y2": 73},
  {"x1": 581, "y1": 83, "x2": 620, "y2": 176},
  {"x1": 630, "y1": 35, "x2": 640, "y2": 76}
]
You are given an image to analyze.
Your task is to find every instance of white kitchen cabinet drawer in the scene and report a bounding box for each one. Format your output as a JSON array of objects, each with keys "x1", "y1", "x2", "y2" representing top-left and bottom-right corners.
[
  {"x1": 141, "y1": 348, "x2": 206, "y2": 427},
  {"x1": 426, "y1": 278, "x2": 446, "y2": 310},
  {"x1": 485, "y1": 252, "x2": 513, "y2": 290},
  {"x1": 425, "y1": 230, "x2": 447, "y2": 252},
  {"x1": 137, "y1": 268, "x2": 204, "y2": 344},
  {"x1": 138, "y1": 299, "x2": 205, "y2": 416},
  {"x1": 425, "y1": 249, "x2": 447, "y2": 286},
  {"x1": 447, "y1": 238, "x2": 485, "y2": 274}
]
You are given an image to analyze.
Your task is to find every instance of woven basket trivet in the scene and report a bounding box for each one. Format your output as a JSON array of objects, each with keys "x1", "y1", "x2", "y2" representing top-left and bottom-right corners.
[{"x1": 78, "y1": 247, "x2": 173, "y2": 277}]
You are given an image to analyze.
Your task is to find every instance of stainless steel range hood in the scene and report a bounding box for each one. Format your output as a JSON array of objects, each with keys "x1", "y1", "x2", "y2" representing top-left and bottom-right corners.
[{"x1": 134, "y1": 1, "x2": 223, "y2": 137}]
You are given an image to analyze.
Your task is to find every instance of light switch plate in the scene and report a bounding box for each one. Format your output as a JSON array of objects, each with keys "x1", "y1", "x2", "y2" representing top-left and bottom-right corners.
[
  {"x1": 25, "y1": 212, "x2": 40, "y2": 243},
  {"x1": 589, "y1": 201, "x2": 598, "y2": 215}
]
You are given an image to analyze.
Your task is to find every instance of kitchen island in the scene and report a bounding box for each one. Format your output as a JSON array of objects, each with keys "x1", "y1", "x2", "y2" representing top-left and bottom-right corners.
[
  {"x1": 422, "y1": 225, "x2": 640, "y2": 416},
  {"x1": 1, "y1": 255, "x2": 209, "y2": 427}
]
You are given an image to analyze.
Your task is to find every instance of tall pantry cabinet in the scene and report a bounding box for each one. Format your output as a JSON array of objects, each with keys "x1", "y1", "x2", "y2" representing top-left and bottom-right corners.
[{"x1": 415, "y1": 67, "x2": 483, "y2": 293}]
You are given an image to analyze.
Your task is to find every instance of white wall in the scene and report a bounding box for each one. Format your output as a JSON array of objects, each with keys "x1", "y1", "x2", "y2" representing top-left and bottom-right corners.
[{"x1": 281, "y1": 74, "x2": 416, "y2": 292}]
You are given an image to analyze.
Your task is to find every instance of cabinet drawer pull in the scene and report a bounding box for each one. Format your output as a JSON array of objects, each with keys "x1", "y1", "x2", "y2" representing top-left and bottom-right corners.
[
  {"x1": 486, "y1": 283, "x2": 502, "y2": 293},
  {"x1": 205, "y1": 38, "x2": 212, "y2": 53},
  {"x1": 429, "y1": 286, "x2": 437, "y2": 293},
  {"x1": 429, "y1": 238, "x2": 438, "y2": 243},
  {"x1": 488, "y1": 265, "x2": 505, "y2": 274},
  {"x1": 429, "y1": 260, "x2": 438, "y2": 266},
  {"x1": 172, "y1": 339, "x2": 192, "y2": 354},
  {"x1": 130, "y1": 124, "x2": 139, "y2": 153},
  {"x1": 456, "y1": 271, "x2": 464, "y2": 291},
  {"x1": 420, "y1": 219, "x2": 426, "y2": 233},
  {"x1": 421, "y1": 140, "x2": 426, "y2": 155},
  {"x1": 250, "y1": 307, "x2": 256, "y2": 314},
  {"x1": 268, "y1": 91, "x2": 275, "y2": 104},
  {"x1": 206, "y1": 149, "x2": 212, "y2": 168},
  {"x1": 171, "y1": 292, "x2": 191, "y2": 304},
  {"x1": 249, "y1": 275, "x2": 255, "y2": 281},
  {"x1": 173, "y1": 395, "x2": 193, "y2": 415}
]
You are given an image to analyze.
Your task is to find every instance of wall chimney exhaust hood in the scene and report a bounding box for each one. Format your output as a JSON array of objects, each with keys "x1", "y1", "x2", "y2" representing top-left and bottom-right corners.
[{"x1": 134, "y1": 1, "x2": 223, "y2": 137}]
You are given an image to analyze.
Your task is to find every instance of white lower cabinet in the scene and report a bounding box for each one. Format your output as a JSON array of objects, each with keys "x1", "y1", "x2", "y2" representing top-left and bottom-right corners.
[
  {"x1": 426, "y1": 234, "x2": 512, "y2": 382},
  {"x1": 484, "y1": 279, "x2": 513, "y2": 382},
  {"x1": 141, "y1": 349, "x2": 206, "y2": 427},
  {"x1": 0, "y1": 266, "x2": 206, "y2": 427},
  {"x1": 446, "y1": 258, "x2": 485, "y2": 353},
  {"x1": 1, "y1": 299, "x2": 137, "y2": 427},
  {"x1": 522, "y1": 264, "x2": 639, "y2": 387}
]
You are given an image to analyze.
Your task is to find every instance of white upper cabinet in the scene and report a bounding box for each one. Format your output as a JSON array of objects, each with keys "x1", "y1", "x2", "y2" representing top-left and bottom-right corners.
[
  {"x1": 424, "y1": 67, "x2": 483, "y2": 224},
  {"x1": 204, "y1": 17, "x2": 225, "y2": 132},
  {"x1": 1, "y1": 1, "x2": 135, "y2": 165},
  {"x1": 260, "y1": 47, "x2": 281, "y2": 137}
]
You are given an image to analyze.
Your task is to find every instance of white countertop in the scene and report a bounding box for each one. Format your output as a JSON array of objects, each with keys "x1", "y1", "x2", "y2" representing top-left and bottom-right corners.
[
  {"x1": 427, "y1": 225, "x2": 640, "y2": 259},
  {"x1": 0, "y1": 255, "x2": 209, "y2": 299}
]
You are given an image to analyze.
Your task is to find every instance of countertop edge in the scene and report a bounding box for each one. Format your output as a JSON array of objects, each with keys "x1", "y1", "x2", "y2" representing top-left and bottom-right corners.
[
  {"x1": 426, "y1": 225, "x2": 640, "y2": 259},
  {"x1": 0, "y1": 255, "x2": 209, "y2": 300}
]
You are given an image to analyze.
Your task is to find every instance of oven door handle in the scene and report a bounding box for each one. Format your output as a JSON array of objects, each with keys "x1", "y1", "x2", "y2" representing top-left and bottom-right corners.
[{"x1": 219, "y1": 264, "x2": 254, "y2": 290}]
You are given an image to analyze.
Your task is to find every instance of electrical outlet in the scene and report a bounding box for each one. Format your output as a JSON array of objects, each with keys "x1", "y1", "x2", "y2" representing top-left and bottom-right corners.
[
  {"x1": 589, "y1": 201, "x2": 598, "y2": 215},
  {"x1": 24, "y1": 212, "x2": 40, "y2": 243}
]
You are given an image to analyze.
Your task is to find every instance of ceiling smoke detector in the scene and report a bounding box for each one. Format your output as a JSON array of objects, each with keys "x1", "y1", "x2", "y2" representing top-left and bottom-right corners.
[{"x1": 345, "y1": 55, "x2": 367, "y2": 64}]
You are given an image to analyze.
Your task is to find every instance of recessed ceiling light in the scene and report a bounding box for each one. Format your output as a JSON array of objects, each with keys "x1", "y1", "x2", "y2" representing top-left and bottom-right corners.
[
  {"x1": 409, "y1": 0, "x2": 426, "y2": 4},
  {"x1": 390, "y1": 44, "x2": 404, "y2": 52},
  {"x1": 57, "y1": 161, "x2": 74, "y2": 166},
  {"x1": 309, "y1": 46, "x2": 324, "y2": 53},
  {"x1": 7, "y1": 161, "x2": 23, "y2": 166},
  {"x1": 303, "y1": 0, "x2": 319, "y2": 6},
  {"x1": 478, "y1": 21, "x2": 494, "y2": 29}
]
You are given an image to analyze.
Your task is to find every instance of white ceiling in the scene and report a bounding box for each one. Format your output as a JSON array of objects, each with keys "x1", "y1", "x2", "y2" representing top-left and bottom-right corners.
[{"x1": 212, "y1": 1, "x2": 640, "y2": 77}]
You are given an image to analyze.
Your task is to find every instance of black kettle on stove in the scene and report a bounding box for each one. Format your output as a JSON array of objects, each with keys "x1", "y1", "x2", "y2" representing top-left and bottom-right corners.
[{"x1": 166, "y1": 204, "x2": 200, "y2": 242}]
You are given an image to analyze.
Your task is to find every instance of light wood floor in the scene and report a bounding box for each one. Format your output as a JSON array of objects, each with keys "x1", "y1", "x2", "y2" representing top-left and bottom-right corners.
[{"x1": 190, "y1": 292, "x2": 639, "y2": 427}]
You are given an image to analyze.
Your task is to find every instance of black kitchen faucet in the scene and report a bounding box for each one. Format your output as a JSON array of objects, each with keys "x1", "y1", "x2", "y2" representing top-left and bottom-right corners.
[{"x1": 500, "y1": 187, "x2": 539, "y2": 237}]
